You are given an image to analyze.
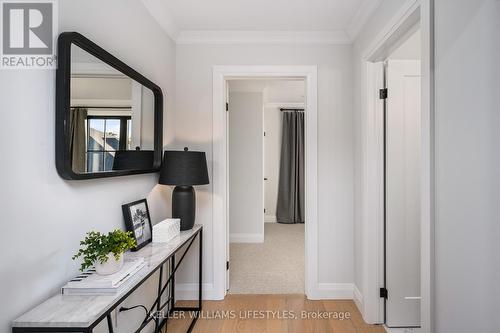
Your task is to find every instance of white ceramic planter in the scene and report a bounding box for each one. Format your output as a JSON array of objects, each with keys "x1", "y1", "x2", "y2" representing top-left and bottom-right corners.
[{"x1": 95, "y1": 253, "x2": 124, "y2": 275}]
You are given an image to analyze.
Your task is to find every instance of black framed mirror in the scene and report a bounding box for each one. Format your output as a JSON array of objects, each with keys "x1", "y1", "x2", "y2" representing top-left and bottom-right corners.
[{"x1": 56, "y1": 32, "x2": 163, "y2": 180}]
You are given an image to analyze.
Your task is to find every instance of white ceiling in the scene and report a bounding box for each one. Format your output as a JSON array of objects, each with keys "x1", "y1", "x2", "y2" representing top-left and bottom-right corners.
[
  {"x1": 141, "y1": 0, "x2": 382, "y2": 44},
  {"x1": 166, "y1": 0, "x2": 360, "y2": 31}
]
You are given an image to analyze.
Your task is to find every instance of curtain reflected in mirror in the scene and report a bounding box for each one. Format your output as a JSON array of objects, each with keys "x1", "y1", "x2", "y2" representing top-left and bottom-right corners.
[{"x1": 69, "y1": 107, "x2": 87, "y2": 173}]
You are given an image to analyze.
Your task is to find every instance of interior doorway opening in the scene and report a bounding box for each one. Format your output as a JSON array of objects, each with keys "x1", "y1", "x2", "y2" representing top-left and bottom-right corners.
[
  {"x1": 358, "y1": 2, "x2": 433, "y2": 330},
  {"x1": 227, "y1": 78, "x2": 306, "y2": 294},
  {"x1": 382, "y1": 28, "x2": 422, "y2": 329}
]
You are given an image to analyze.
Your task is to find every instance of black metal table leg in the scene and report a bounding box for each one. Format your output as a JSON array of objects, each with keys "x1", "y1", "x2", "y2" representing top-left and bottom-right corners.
[
  {"x1": 155, "y1": 265, "x2": 164, "y2": 333},
  {"x1": 106, "y1": 314, "x2": 114, "y2": 333},
  {"x1": 170, "y1": 253, "x2": 175, "y2": 313},
  {"x1": 199, "y1": 230, "x2": 202, "y2": 312}
]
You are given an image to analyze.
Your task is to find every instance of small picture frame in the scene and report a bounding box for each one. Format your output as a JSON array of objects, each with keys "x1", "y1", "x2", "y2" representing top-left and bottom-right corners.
[{"x1": 122, "y1": 199, "x2": 153, "y2": 251}]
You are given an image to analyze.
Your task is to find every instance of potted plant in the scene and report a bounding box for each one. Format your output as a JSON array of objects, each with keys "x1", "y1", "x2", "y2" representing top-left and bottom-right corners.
[{"x1": 73, "y1": 229, "x2": 136, "y2": 275}]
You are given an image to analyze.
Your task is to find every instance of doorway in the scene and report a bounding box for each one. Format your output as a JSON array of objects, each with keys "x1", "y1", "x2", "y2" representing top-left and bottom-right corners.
[
  {"x1": 227, "y1": 79, "x2": 306, "y2": 294},
  {"x1": 383, "y1": 28, "x2": 422, "y2": 328},
  {"x1": 211, "y1": 66, "x2": 318, "y2": 300},
  {"x1": 359, "y1": 1, "x2": 433, "y2": 330}
]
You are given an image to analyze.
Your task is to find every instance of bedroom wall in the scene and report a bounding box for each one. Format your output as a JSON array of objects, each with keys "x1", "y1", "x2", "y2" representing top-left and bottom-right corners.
[
  {"x1": 173, "y1": 43, "x2": 354, "y2": 295},
  {"x1": 0, "y1": 1, "x2": 176, "y2": 332}
]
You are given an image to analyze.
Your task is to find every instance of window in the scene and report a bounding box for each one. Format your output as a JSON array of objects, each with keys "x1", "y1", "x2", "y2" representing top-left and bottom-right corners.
[{"x1": 86, "y1": 116, "x2": 131, "y2": 172}]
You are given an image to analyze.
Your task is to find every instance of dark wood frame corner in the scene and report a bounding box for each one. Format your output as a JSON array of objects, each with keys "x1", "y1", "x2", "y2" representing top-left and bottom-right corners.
[{"x1": 56, "y1": 31, "x2": 163, "y2": 180}]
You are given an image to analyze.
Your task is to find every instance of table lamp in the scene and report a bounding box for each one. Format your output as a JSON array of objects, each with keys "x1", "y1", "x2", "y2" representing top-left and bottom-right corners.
[{"x1": 158, "y1": 148, "x2": 209, "y2": 230}]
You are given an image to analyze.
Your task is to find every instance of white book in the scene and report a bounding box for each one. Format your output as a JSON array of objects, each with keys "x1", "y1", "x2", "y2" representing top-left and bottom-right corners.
[
  {"x1": 63, "y1": 258, "x2": 146, "y2": 290},
  {"x1": 61, "y1": 287, "x2": 124, "y2": 296}
]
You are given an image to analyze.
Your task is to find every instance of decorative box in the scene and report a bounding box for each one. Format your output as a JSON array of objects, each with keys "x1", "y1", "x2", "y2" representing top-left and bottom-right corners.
[{"x1": 152, "y1": 218, "x2": 180, "y2": 243}]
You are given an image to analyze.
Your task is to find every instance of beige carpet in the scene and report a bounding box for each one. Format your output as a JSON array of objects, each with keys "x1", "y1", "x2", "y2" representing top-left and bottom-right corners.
[{"x1": 229, "y1": 223, "x2": 305, "y2": 294}]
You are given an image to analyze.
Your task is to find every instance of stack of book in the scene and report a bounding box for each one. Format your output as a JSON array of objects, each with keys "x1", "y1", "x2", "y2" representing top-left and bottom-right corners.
[{"x1": 62, "y1": 258, "x2": 146, "y2": 295}]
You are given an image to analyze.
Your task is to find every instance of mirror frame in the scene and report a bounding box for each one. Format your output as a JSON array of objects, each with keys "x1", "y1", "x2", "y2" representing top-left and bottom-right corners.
[{"x1": 56, "y1": 32, "x2": 163, "y2": 180}]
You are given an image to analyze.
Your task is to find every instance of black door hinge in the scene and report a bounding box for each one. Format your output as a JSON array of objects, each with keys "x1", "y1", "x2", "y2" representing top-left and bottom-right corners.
[
  {"x1": 226, "y1": 102, "x2": 229, "y2": 111},
  {"x1": 264, "y1": 131, "x2": 266, "y2": 137},
  {"x1": 379, "y1": 88, "x2": 388, "y2": 100},
  {"x1": 226, "y1": 261, "x2": 230, "y2": 270},
  {"x1": 380, "y1": 287, "x2": 388, "y2": 299}
]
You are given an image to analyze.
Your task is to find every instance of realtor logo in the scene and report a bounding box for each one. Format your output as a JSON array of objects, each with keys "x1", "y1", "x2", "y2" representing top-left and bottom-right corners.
[{"x1": 1, "y1": 0, "x2": 57, "y2": 69}]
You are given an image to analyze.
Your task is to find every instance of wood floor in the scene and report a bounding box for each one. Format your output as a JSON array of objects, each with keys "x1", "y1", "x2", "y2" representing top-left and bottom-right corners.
[{"x1": 165, "y1": 294, "x2": 386, "y2": 333}]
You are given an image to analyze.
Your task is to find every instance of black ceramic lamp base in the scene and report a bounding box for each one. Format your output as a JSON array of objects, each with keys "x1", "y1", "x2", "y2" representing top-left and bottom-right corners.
[{"x1": 172, "y1": 185, "x2": 196, "y2": 230}]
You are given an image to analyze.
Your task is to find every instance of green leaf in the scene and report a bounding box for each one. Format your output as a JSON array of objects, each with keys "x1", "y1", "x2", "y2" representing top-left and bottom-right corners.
[{"x1": 72, "y1": 229, "x2": 137, "y2": 271}]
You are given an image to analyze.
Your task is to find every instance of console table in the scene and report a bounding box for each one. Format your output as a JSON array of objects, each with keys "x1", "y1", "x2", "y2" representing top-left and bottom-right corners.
[{"x1": 12, "y1": 225, "x2": 203, "y2": 333}]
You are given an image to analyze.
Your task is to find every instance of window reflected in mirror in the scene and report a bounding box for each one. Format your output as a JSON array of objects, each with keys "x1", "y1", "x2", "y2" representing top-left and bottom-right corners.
[{"x1": 69, "y1": 44, "x2": 155, "y2": 174}]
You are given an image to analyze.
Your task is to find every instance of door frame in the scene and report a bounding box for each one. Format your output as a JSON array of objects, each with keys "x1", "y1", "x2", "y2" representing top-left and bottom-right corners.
[
  {"x1": 212, "y1": 66, "x2": 318, "y2": 299},
  {"x1": 359, "y1": 0, "x2": 434, "y2": 332}
]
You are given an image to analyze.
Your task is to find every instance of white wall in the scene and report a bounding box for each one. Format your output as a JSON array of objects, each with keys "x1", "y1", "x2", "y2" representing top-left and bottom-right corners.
[
  {"x1": 0, "y1": 1, "x2": 176, "y2": 332},
  {"x1": 434, "y1": 0, "x2": 499, "y2": 332},
  {"x1": 352, "y1": 0, "x2": 500, "y2": 331},
  {"x1": 174, "y1": 43, "x2": 354, "y2": 293},
  {"x1": 228, "y1": 91, "x2": 264, "y2": 242}
]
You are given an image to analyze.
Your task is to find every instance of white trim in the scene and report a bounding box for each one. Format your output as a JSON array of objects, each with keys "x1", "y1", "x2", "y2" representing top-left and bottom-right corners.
[
  {"x1": 418, "y1": 1, "x2": 434, "y2": 332},
  {"x1": 309, "y1": 283, "x2": 354, "y2": 300},
  {"x1": 384, "y1": 327, "x2": 421, "y2": 333},
  {"x1": 264, "y1": 102, "x2": 305, "y2": 109},
  {"x1": 347, "y1": 0, "x2": 383, "y2": 41},
  {"x1": 213, "y1": 66, "x2": 318, "y2": 300},
  {"x1": 359, "y1": 0, "x2": 433, "y2": 331},
  {"x1": 354, "y1": 284, "x2": 364, "y2": 312},
  {"x1": 177, "y1": 30, "x2": 350, "y2": 45},
  {"x1": 264, "y1": 215, "x2": 277, "y2": 223},
  {"x1": 360, "y1": 60, "x2": 385, "y2": 324},
  {"x1": 229, "y1": 233, "x2": 264, "y2": 243},
  {"x1": 362, "y1": 0, "x2": 421, "y2": 60},
  {"x1": 175, "y1": 283, "x2": 215, "y2": 300}
]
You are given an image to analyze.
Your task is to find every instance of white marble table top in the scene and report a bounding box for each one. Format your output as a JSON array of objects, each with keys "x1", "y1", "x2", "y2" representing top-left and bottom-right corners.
[{"x1": 12, "y1": 225, "x2": 202, "y2": 328}]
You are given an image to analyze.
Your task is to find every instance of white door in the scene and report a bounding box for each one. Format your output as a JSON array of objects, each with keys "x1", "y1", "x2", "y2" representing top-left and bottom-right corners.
[{"x1": 385, "y1": 60, "x2": 421, "y2": 328}]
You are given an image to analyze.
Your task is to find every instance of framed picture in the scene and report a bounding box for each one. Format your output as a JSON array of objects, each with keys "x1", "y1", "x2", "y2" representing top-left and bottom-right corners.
[{"x1": 122, "y1": 199, "x2": 153, "y2": 251}]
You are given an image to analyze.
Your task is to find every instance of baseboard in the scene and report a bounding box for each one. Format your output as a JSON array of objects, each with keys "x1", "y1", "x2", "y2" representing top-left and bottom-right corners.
[
  {"x1": 353, "y1": 284, "x2": 364, "y2": 314},
  {"x1": 308, "y1": 283, "x2": 354, "y2": 300},
  {"x1": 230, "y1": 233, "x2": 264, "y2": 243},
  {"x1": 175, "y1": 283, "x2": 214, "y2": 300},
  {"x1": 384, "y1": 327, "x2": 421, "y2": 333},
  {"x1": 264, "y1": 215, "x2": 277, "y2": 223}
]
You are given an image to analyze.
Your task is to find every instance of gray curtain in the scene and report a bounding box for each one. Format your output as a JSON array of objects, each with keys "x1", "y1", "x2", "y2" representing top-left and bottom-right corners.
[
  {"x1": 69, "y1": 107, "x2": 88, "y2": 173},
  {"x1": 276, "y1": 111, "x2": 305, "y2": 224}
]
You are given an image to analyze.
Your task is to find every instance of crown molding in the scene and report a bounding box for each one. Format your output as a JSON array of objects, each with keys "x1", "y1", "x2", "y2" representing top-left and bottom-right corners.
[
  {"x1": 346, "y1": 0, "x2": 383, "y2": 41},
  {"x1": 175, "y1": 30, "x2": 351, "y2": 45},
  {"x1": 141, "y1": 0, "x2": 179, "y2": 41},
  {"x1": 140, "y1": 0, "x2": 378, "y2": 45}
]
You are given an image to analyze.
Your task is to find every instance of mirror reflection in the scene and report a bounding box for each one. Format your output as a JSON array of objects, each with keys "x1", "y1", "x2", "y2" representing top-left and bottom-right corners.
[{"x1": 70, "y1": 44, "x2": 155, "y2": 174}]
